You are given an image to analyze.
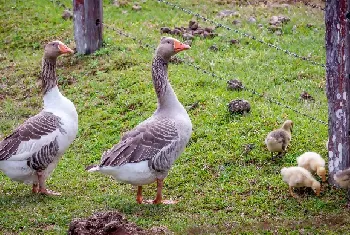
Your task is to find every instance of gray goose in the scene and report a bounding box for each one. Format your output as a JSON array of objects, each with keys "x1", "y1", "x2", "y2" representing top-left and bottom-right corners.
[
  {"x1": 0, "y1": 41, "x2": 77, "y2": 195},
  {"x1": 87, "y1": 37, "x2": 192, "y2": 204},
  {"x1": 265, "y1": 120, "x2": 293, "y2": 159}
]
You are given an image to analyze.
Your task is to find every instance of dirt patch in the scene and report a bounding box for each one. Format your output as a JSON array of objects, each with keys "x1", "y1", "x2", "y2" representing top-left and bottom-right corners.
[{"x1": 68, "y1": 211, "x2": 172, "y2": 235}]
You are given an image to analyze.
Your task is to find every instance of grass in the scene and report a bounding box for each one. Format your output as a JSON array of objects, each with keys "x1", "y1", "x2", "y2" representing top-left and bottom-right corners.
[{"x1": 0, "y1": 0, "x2": 347, "y2": 234}]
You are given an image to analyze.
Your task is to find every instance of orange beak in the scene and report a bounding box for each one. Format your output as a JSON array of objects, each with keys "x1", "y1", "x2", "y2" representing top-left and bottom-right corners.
[
  {"x1": 58, "y1": 43, "x2": 74, "y2": 54},
  {"x1": 174, "y1": 40, "x2": 190, "y2": 52}
]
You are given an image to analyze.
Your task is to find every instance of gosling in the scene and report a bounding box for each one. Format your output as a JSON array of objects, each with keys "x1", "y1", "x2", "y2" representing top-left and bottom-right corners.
[
  {"x1": 265, "y1": 120, "x2": 293, "y2": 158},
  {"x1": 297, "y1": 152, "x2": 326, "y2": 182},
  {"x1": 334, "y1": 168, "x2": 350, "y2": 189},
  {"x1": 281, "y1": 166, "x2": 321, "y2": 198}
]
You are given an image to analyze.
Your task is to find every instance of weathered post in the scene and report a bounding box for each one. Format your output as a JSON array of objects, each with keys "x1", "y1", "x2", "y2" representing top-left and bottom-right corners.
[
  {"x1": 73, "y1": 0, "x2": 103, "y2": 54},
  {"x1": 325, "y1": 0, "x2": 350, "y2": 185}
]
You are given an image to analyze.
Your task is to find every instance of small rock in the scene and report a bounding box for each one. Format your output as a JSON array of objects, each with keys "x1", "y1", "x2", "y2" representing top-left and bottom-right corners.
[
  {"x1": 275, "y1": 30, "x2": 282, "y2": 36},
  {"x1": 114, "y1": 0, "x2": 129, "y2": 7},
  {"x1": 160, "y1": 27, "x2": 171, "y2": 34},
  {"x1": 113, "y1": 0, "x2": 120, "y2": 7},
  {"x1": 189, "y1": 20, "x2": 199, "y2": 30},
  {"x1": 228, "y1": 99, "x2": 251, "y2": 114},
  {"x1": 184, "y1": 40, "x2": 192, "y2": 46},
  {"x1": 203, "y1": 32, "x2": 218, "y2": 39},
  {"x1": 217, "y1": 9, "x2": 239, "y2": 18},
  {"x1": 248, "y1": 17, "x2": 256, "y2": 24},
  {"x1": 192, "y1": 29, "x2": 204, "y2": 35},
  {"x1": 232, "y1": 19, "x2": 241, "y2": 25},
  {"x1": 122, "y1": 10, "x2": 128, "y2": 14},
  {"x1": 269, "y1": 16, "x2": 280, "y2": 25},
  {"x1": 227, "y1": 79, "x2": 244, "y2": 90},
  {"x1": 229, "y1": 39, "x2": 239, "y2": 45},
  {"x1": 209, "y1": 44, "x2": 218, "y2": 51},
  {"x1": 278, "y1": 15, "x2": 290, "y2": 24},
  {"x1": 300, "y1": 91, "x2": 315, "y2": 101},
  {"x1": 306, "y1": 23, "x2": 314, "y2": 28},
  {"x1": 268, "y1": 25, "x2": 282, "y2": 32},
  {"x1": 182, "y1": 33, "x2": 194, "y2": 40},
  {"x1": 172, "y1": 28, "x2": 182, "y2": 35},
  {"x1": 132, "y1": 4, "x2": 141, "y2": 11},
  {"x1": 62, "y1": 9, "x2": 73, "y2": 20},
  {"x1": 204, "y1": 27, "x2": 214, "y2": 33},
  {"x1": 257, "y1": 24, "x2": 263, "y2": 28}
]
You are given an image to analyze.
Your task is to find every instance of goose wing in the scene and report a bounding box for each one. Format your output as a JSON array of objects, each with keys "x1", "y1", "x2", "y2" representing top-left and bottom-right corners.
[
  {"x1": 100, "y1": 118, "x2": 179, "y2": 171},
  {"x1": 0, "y1": 111, "x2": 65, "y2": 170}
]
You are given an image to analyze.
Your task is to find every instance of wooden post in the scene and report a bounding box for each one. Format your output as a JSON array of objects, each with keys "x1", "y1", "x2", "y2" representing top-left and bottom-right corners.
[
  {"x1": 73, "y1": 0, "x2": 103, "y2": 54},
  {"x1": 325, "y1": 0, "x2": 350, "y2": 185}
]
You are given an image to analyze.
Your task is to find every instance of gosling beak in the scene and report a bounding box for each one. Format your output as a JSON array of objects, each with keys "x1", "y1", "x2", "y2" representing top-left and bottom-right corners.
[
  {"x1": 58, "y1": 43, "x2": 74, "y2": 54},
  {"x1": 322, "y1": 174, "x2": 326, "y2": 182},
  {"x1": 174, "y1": 40, "x2": 191, "y2": 52},
  {"x1": 315, "y1": 188, "x2": 320, "y2": 196}
]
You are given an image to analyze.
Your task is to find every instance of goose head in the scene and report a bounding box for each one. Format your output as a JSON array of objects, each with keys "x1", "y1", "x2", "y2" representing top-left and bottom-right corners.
[
  {"x1": 282, "y1": 120, "x2": 293, "y2": 133},
  {"x1": 44, "y1": 40, "x2": 74, "y2": 60},
  {"x1": 155, "y1": 37, "x2": 190, "y2": 62}
]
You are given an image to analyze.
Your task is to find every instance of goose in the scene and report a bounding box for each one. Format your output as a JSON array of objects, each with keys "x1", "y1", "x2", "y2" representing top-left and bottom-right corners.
[
  {"x1": 297, "y1": 152, "x2": 326, "y2": 182},
  {"x1": 87, "y1": 37, "x2": 192, "y2": 204},
  {"x1": 334, "y1": 168, "x2": 350, "y2": 206},
  {"x1": 281, "y1": 166, "x2": 321, "y2": 198},
  {"x1": 265, "y1": 120, "x2": 293, "y2": 159},
  {"x1": 0, "y1": 41, "x2": 78, "y2": 195}
]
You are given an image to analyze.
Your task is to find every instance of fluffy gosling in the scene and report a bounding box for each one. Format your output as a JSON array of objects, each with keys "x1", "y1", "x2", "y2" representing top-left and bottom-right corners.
[
  {"x1": 297, "y1": 152, "x2": 326, "y2": 182},
  {"x1": 281, "y1": 166, "x2": 321, "y2": 198},
  {"x1": 265, "y1": 120, "x2": 293, "y2": 158},
  {"x1": 334, "y1": 168, "x2": 350, "y2": 189}
]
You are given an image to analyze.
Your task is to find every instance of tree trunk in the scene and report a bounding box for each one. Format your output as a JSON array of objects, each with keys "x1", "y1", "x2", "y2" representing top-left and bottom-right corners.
[
  {"x1": 325, "y1": 0, "x2": 350, "y2": 185},
  {"x1": 73, "y1": 0, "x2": 103, "y2": 55}
]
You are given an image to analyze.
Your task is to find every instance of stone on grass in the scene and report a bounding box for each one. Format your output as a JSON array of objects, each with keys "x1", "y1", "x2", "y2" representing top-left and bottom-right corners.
[
  {"x1": 228, "y1": 99, "x2": 251, "y2": 114},
  {"x1": 132, "y1": 4, "x2": 142, "y2": 11},
  {"x1": 209, "y1": 44, "x2": 219, "y2": 51},
  {"x1": 300, "y1": 91, "x2": 315, "y2": 101},
  {"x1": 229, "y1": 39, "x2": 240, "y2": 45},
  {"x1": 232, "y1": 19, "x2": 241, "y2": 25},
  {"x1": 160, "y1": 27, "x2": 171, "y2": 34},
  {"x1": 217, "y1": 10, "x2": 240, "y2": 18},
  {"x1": 248, "y1": 17, "x2": 256, "y2": 24},
  {"x1": 62, "y1": 10, "x2": 73, "y2": 20}
]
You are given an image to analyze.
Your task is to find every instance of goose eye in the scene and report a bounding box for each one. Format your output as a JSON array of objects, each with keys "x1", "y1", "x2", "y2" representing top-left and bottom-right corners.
[{"x1": 167, "y1": 41, "x2": 171, "y2": 44}]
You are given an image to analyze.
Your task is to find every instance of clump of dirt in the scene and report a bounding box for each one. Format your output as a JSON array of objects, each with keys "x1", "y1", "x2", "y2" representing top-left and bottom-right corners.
[
  {"x1": 160, "y1": 20, "x2": 217, "y2": 41},
  {"x1": 68, "y1": 211, "x2": 172, "y2": 235},
  {"x1": 228, "y1": 99, "x2": 251, "y2": 114},
  {"x1": 227, "y1": 79, "x2": 244, "y2": 91}
]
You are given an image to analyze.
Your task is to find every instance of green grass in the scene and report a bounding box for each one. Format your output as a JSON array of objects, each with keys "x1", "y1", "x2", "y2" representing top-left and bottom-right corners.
[{"x1": 1, "y1": 0, "x2": 347, "y2": 234}]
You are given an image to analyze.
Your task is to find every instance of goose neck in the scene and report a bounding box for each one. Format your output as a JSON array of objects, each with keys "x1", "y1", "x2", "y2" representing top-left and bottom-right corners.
[
  {"x1": 41, "y1": 57, "x2": 58, "y2": 95},
  {"x1": 152, "y1": 56, "x2": 181, "y2": 110}
]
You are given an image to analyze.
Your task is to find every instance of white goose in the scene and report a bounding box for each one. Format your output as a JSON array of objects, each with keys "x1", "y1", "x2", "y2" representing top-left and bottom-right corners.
[
  {"x1": 87, "y1": 37, "x2": 192, "y2": 204},
  {"x1": 0, "y1": 41, "x2": 78, "y2": 195}
]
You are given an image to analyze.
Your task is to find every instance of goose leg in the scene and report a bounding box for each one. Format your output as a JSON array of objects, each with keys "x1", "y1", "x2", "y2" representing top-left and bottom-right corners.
[
  {"x1": 289, "y1": 186, "x2": 297, "y2": 198},
  {"x1": 153, "y1": 179, "x2": 178, "y2": 205},
  {"x1": 37, "y1": 171, "x2": 61, "y2": 196},
  {"x1": 136, "y1": 186, "x2": 143, "y2": 204},
  {"x1": 32, "y1": 184, "x2": 39, "y2": 194}
]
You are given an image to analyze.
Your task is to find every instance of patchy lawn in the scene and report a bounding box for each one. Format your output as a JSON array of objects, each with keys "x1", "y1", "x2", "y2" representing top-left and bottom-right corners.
[{"x1": 1, "y1": 0, "x2": 347, "y2": 234}]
